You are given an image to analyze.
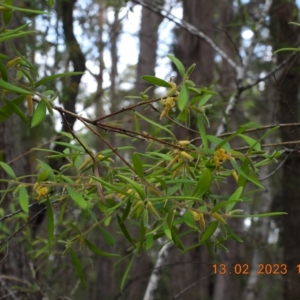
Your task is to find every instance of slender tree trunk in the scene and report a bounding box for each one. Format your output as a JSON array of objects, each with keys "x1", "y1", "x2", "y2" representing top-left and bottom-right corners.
[{"x1": 270, "y1": 1, "x2": 300, "y2": 300}]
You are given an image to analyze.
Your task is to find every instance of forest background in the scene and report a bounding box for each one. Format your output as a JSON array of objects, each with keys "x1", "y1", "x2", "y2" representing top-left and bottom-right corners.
[{"x1": 1, "y1": 0, "x2": 300, "y2": 299}]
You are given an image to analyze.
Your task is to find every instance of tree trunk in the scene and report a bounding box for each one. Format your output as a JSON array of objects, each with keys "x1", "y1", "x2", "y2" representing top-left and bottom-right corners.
[{"x1": 270, "y1": 1, "x2": 300, "y2": 300}]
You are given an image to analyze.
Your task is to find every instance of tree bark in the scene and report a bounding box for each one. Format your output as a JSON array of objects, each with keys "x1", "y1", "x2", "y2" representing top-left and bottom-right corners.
[{"x1": 270, "y1": 1, "x2": 300, "y2": 300}]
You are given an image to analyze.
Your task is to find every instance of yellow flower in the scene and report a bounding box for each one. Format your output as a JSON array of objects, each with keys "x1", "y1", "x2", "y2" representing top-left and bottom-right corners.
[
  {"x1": 160, "y1": 97, "x2": 177, "y2": 120},
  {"x1": 36, "y1": 186, "x2": 49, "y2": 200},
  {"x1": 212, "y1": 148, "x2": 231, "y2": 167}
]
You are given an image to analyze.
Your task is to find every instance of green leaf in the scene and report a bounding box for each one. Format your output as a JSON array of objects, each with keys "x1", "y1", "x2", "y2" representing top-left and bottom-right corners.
[
  {"x1": 3, "y1": 98, "x2": 27, "y2": 123},
  {"x1": 9, "y1": 41, "x2": 38, "y2": 74},
  {"x1": 247, "y1": 126, "x2": 279, "y2": 153},
  {"x1": 212, "y1": 199, "x2": 241, "y2": 213},
  {"x1": 66, "y1": 186, "x2": 87, "y2": 209},
  {"x1": 206, "y1": 135, "x2": 230, "y2": 152},
  {"x1": 121, "y1": 253, "x2": 135, "y2": 292},
  {"x1": 178, "y1": 82, "x2": 189, "y2": 111},
  {"x1": 90, "y1": 176, "x2": 132, "y2": 197},
  {"x1": 177, "y1": 107, "x2": 189, "y2": 122},
  {"x1": 0, "y1": 31, "x2": 38, "y2": 43},
  {"x1": 215, "y1": 126, "x2": 248, "y2": 150},
  {"x1": 226, "y1": 187, "x2": 243, "y2": 212},
  {"x1": 0, "y1": 161, "x2": 16, "y2": 179},
  {"x1": 0, "y1": 60, "x2": 8, "y2": 81},
  {"x1": 135, "y1": 111, "x2": 176, "y2": 139},
  {"x1": 137, "y1": 217, "x2": 146, "y2": 254},
  {"x1": 46, "y1": 197, "x2": 54, "y2": 251},
  {"x1": 171, "y1": 226, "x2": 184, "y2": 249},
  {"x1": 84, "y1": 238, "x2": 119, "y2": 257},
  {"x1": 225, "y1": 225, "x2": 243, "y2": 242},
  {"x1": 198, "y1": 114, "x2": 208, "y2": 150},
  {"x1": 43, "y1": 97, "x2": 53, "y2": 115},
  {"x1": 59, "y1": 131, "x2": 73, "y2": 139},
  {"x1": 18, "y1": 185, "x2": 29, "y2": 213},
  {"x1": 2, "y1": 0, "x2": 13, "y2": 26},
  {"x1": 54, "y1": 141, "x2": 85, "y2": 152},
  {"x1": 99, "y1": 227, "x2": 115, "y2": 247},
  {"x1": 69, "y1": 248, "x2": 86, "y2": 288},
  {"x1": 18, "y1": 68, "x2": 34, "y2": 86},
  {"x1": 199, "y1": 94, "x2": 213, "y2": 106},
  {"x1": 117, "y1": 214, "x2": 136, "y2": 246},
  {"x1": 232, "y1": 212, "x2": 287, "y2": 218},
  {"x1": 273, "y1": 47, "x2": 300, "y2": 54},
  {"x1": 35, "y1": 72, "x2": 84, "y2": 88},
  {"x1": 116, "y1": 174, "x2": 145, "y2": 200},
  {"x1": 200, "y1": 220, "x2": 218, "y2": 243},
  {"x1": 145, "y1": 234, "x2": 154, "y2": 250},
  {"x1": 37, "y1": 169, "x2": 50, "y2": 182},
  {"x1": 192, "y1": 168, "x2": 212, "y2": 198},
  {"x1": 141, "y1": 75, "x2": 171, "y2": 88},
  {"x1": 0, "y1": 53, "x2": 9, "y2": 60},
  {"x1": 238, "y1": 159, "x2": 249, "y2": 188},
  {"x1": 167, "y1": 54, "x2": 185, "y2": 77},
  {"x1": 48, "y1": 0, "x2": 54, "y2": 7},
  {"x1": 183, "y1": 210, "x2": 197, "y2": 228},
  {"x1": 1, "y1": 3, "x2": 49, "y2": 14},
  {"x1": 0, "y1": 95, "x2": 24, "y2": 123},
  {"x1": 31, "y1": 99, "x2": 46, "y2": 127},
  {"x1": 239, "y1": 134, "x2": 261, "y2": 151},
  {"x1": 132, "y1": 152, "x2": 144, "y2": 178},
  {"x1": 231, "y1": 158, "x2": 263, "y2": 189},
  {"x1": 185, "y1": 63, "x2": 196, "y2": 77}
]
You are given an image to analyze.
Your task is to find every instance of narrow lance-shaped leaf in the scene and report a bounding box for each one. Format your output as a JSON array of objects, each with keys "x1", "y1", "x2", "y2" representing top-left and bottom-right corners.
[
  {"x1": 178, "y1": 82, "x2": 189, "y2": 111},
  {"x1": 200, "y1": 220, "x2": 218, "y2": 243},
  {"x1": 84, "y1": 238, "x2": 119, "y2": 257},
  {"x1": 215, "y1": 125, "x2": 248, "y2": 150},
  {"x1": 137, "y1": 217, "x2": 146, "y2": 254},
  {"x1": 121, "y1": 253, "x2": 135, "y2": 292},
  {"x1": 230, "y1": 158, "x2": 263, "y2": 189},
  {"x1": 171, "y1": 226, "x2": 184, "y2": 250},
  {"x1": 0, "y1": 161, "x2": 16, "y2": 179},
  {"x1": 66, "y1": 186, "x2": 87, "y2": 209},
  {"x1": 0, "y1": 31, "x2": 39, "y2": 43},
  {"x1": 1, "y1": 3, "x2": 49, "y2": 14},
  {"x1": 117, "y1": 214, "x2": 136, "y2": 246},
  {"x1": 4, "y1": 98, "x2": 27, "y2": 123},
  {"x1": 232, "y1": 212, "x2": 287, "y2": 218},
  {"x1": 192, "y1": 168, "x2": 212, "y2": 199},
  {"x1": 18, "y1": 185, "x2": 29, "y2": 213},
  {"x1": 0, "y1": 60, "x2": 8, "y2": 81},
  {"x1": 46, "y1": 197, "x2": 54, "y2": 251},
  {"x1": 116, "y1": 174, "x2": 145, "y2": 200},
  {"x1": 99, "y1": 227, "x2": 115, "y2": 247},
  {"x1": 135, "y1": 111, "x2": 176, "y2": 139},
  {"x1": 31, "y1": 99, "x2": 46, "y2": 128},
  {"x1": 238, "y1": 159, "x2": 249, "y2": 188},
  {"x1": 2, "y1": 0, "x2": 13, "y2": 27},
  {"x1": 184, "y1": 210, "x2": 197, "y2": 228},
  {"x1": 132, "y1": 152, "x2": 144, "y2": 178},
  {"x1": 141, "y1": 75, "x2": 171, "y2": 88},
  {"x1": 198, "y1": 114, "x2": 208, "y2": 150},
  {"x1": 167, "y1": 54, "x2": 185, "y2": 77},
  {"x1": 226, "y1": 186, "x2": 243, "y2": 212},
  {"x1": 35, "y1": 72, "x2": 85, "y2": 87},
  {"x1": 48, "y1": 0, "x2": 54, "y2": 7},
  {"x1": 69, "y1": 248, "x2": 86, "y2": 288},
  {"x1": 247, "y1": 126, "x2": 279, "y2": 153},
  {"x1": 0, "y1": 96, "x2": 24, "y2": 123}
]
